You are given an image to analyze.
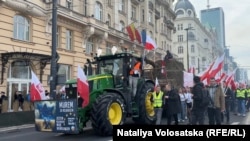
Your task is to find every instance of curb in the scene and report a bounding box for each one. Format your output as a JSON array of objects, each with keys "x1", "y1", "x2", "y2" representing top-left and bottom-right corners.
[
  {"x1": 0, "y1": 124, "x2": 34, "y2": 133},
  {"x1": 0, "y1": 124, "x2": 93, "y2": 133}
]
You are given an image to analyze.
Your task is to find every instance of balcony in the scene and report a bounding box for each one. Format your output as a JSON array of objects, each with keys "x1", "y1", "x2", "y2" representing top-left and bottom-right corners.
[
  {"x1": 1, "y1": 0, "x2": 45, "y2": 17},
  {"x1": 155, "y1": 9, "x2": 160, "y2": 20},
  {"x1": 155, "y1": 0, "x2": 169, "y2": 7},
  {"x1": 167, "y1": 20, "x2": 175, "y2": 30}
]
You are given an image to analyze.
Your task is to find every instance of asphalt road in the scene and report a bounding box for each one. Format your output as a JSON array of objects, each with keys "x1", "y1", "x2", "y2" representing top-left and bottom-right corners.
[{"x1": 1, "y1": 113, "x2": 250, "y2": 141}]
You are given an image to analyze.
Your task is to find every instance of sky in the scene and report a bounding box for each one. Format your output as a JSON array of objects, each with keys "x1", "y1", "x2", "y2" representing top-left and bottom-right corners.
[{"x1": 174, "y1": 0, "x2": 250, "y2": 79}]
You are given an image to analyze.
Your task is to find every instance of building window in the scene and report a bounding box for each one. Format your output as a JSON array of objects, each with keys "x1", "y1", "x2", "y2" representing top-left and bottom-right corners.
[
  {"x1": 107, "y1": 14, "x2": 111, "y2": 26},
  {"x1": 66, "y1": 29, "x2": 73, "y2": 50},
  {"x1": 131, "y1": 6, "x2": 136, "y2": 20},
  {"x1": 106, "y1": 42, "x2": 112, "y2": 55},
  {"x1": 119, "y1": 0, "x2": 125, "y2": 12},
  {"x1": 155, "y1": 20, "x2": 157, "y2": 32},
  {"x1": 107, "y1": 0, "x2": 112, "y2": 6},
  {"x1": 9, "y1": 60, "x2": 31, "y2": 79},
  {"x1": 148, "y1": 11, "x2": 153, "y2": 23},
  {"x1": 95, "y1": 2, "x2": 103, "y2": 21},
  {"x1": 86, "y1": 38, "x2": 94, "y2": 55},
  {"x1": 178, "y1": 46, "x2": 183, "y2": 54},
  {"x1": 83, "y1": 0, "x2": 87, "y2": 15},
  {"x1": 177, "y1": 35, "x2": 183, "y2": 42},
  {"x1": 177, "y1": 24, "x2": 183, "y2": 30},
  {"x1": 142, "y1": 9, "x2": 145, "y2": 22},
  {"x1": 119, "y1": 20, "x2": 125, "y2": 31},
  {"x1": 177, "y1": 58, "x2": 183, "y2": 64},
  {"x1": 58, "y1": 64, "x2": 71, "y2": 81},
  {"x1": 191, "y1": 45, "x2": 195, "y2": 53},
  {"x1": 13, "y1": 15, "x2": 30, "y2": 41},
  {"x1": 66, "y1": 0, "x2": 73, "y2": 10},
  {"x1": 191, "y1": 56, "x2": 196, "y2": 66}
]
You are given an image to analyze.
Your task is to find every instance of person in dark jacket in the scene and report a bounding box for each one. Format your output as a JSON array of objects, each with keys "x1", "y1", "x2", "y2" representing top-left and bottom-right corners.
[
  {"x1": 191, "y1": 76, "x2": 205, "y2": 125},
  {"x1": 221, "y1": 80, "x2": 233, "y2": 124},
  {"x1": 164, "y1": 82, "x2": 181, "y2": 125},
  {"x1": 164, "y1": 50, "x2": 173, "y2": 62}
]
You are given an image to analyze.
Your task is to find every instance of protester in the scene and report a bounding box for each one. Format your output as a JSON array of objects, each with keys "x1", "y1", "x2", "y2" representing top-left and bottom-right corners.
[
  {"x1": 207, "y1": 77, "x2": 225, "y2": 125},
  {"x1": 191, "y1": 76, "x2": 205, "y2": 125},
  {"x1": 178, "y1": 87, "x2": 187, "y2": 122},
  {"x1": 164, "y1": 82, "x2": 181, "y2": 125},
  {"x1": 151, "y1": 85, "x2": 164, "y2": 125}
]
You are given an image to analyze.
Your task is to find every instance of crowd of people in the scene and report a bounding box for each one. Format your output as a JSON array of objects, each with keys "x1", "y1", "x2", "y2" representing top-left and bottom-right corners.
[{"x1": 152, "y1": 76, "x2": 250, "y2": 125}]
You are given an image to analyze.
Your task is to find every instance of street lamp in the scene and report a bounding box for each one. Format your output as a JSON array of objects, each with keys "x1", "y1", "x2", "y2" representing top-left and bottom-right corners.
[
  {"x1": 184, "y1": 27, "x2": 194, "y2": 71},
  {"x1": 50, "y1": 0, "x2": 58, "y2": 99}
]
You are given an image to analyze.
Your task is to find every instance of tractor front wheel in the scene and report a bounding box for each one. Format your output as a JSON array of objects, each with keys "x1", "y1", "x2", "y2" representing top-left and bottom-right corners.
[
  {"x1": 133, "y1": 81, "x2": 156, "y2": 124},
  {"x1": 90, "y1": 92, "x2": 126, "y2": 136}
]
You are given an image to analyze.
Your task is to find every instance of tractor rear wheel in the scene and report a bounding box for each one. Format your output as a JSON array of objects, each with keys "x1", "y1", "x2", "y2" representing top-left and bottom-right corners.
[
  {"x1": 90, "y1": 92, "x2": 126, "y2": 136},
  {"x1": 133, "y1": 81, "x2": 156, "y2": 124}
]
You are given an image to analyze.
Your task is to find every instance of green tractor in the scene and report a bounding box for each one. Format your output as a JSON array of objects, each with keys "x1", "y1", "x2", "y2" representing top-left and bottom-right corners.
[
  {"x1": 68, "y1": 52, "x2": 156, "y2": 135},
  {"x1": 34, "y1": 52, "x2": 157, "y2": 136}
]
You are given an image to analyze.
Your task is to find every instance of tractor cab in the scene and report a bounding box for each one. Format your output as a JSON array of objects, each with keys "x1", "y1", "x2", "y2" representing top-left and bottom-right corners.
[{"x1": 93, "y1": 52, "x2": 141, "y2": 88}]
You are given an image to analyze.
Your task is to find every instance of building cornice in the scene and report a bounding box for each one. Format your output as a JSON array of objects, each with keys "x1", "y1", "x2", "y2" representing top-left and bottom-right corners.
[{"x1": 1, "y1": 0, "x2": 46, "y2": 17}]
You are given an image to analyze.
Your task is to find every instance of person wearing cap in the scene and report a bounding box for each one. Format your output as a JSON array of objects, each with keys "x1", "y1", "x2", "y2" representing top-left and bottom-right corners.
[{"x1": 151, "y1": 85, "x2": 164, "y2": 125}]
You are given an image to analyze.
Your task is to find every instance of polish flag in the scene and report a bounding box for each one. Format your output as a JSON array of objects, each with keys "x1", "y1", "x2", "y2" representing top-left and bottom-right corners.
[
  {"x1": 77, "y1": 65, "x2": 89, "y2": 108},
  {"x1": 30, "y1": 71, "x2": 46, "y2": 102},
  {"x1": 225, "y1": 68, "x2": 237, "y2": 87},
  {"x1": 216, "y1": 72, "x2": 226, "y2": 83},
  {"x1": 144, "y1": 35, "x2": 157, "y2": 50},
  {"x1": 208, "y1": 53, "x2": 225, "y2": 78},
  {"x1": 198, "y1": 61, "x2": 214, "y2": 82}
]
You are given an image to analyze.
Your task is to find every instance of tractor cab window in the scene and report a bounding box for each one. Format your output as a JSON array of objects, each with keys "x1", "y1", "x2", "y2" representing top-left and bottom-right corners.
[
  {"x1": 112, "y1": 59, "x2": 123, "y2": 76},
  {"x1": 99, "y1": 58, "x2": 123, "y2": 76},
  {"x1": 100, "y1": 60, "x2": 113, "y2": 74}
]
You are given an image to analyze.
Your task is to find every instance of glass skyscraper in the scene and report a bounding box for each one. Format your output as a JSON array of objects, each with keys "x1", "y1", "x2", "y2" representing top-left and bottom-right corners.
[{"x1": 200, "y1": 7, "x2": 225, "y2": 49}]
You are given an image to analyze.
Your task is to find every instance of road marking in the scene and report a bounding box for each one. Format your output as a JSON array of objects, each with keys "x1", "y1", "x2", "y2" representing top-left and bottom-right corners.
[
  {"x1": 53, "y1": 127, "x2": 93, "y2": 136},
  {"x1": 0, "y1": 124, "x2": 34, "y2": 132},
  {"x1": 231, "y1": 122, "x2": 240, "y2": 125}
]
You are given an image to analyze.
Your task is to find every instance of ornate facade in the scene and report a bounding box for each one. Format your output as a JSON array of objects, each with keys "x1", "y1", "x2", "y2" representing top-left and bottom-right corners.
[{"x1": 0, "y1": 0, "x2": 175, "y2": 111}]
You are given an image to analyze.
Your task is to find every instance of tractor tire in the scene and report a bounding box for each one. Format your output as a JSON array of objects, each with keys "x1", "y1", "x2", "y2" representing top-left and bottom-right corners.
[
  {"x1": 133, "y1": 81, "x2": 156, "y2": 124},
  {"x1": 90, "y1": 92, "x2": 126, "y2": 136}
]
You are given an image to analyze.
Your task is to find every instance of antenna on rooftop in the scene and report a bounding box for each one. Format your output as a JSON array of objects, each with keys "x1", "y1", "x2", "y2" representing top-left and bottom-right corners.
[{"x1": 207, "y1": 0, "x2": 210, "y2": 9}]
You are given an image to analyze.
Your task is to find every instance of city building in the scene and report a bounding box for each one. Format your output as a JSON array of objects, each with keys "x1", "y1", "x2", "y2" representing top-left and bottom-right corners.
[
  {"x1": 0, "y1": 0, "x2": 175, "y2": 111},
  {"x1": 172, "y1": 0, "x2": 220, "y2": 73}
]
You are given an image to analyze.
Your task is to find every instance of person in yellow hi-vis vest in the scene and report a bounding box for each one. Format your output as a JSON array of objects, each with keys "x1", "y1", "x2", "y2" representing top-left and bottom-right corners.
[
  {"x1": 236, "y1": 84, "x2": 247, "y2": 116},
  {"x1": 151, "y1": 85, "x2": 164, "y2": 125},
  {"x1": 245, "y1": 85, "x2": 250, "y2": 112}
]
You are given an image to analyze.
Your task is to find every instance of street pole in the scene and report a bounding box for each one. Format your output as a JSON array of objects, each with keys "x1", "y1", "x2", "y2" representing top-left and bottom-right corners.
[
  {"x1": 50, "y1": 0, "x2": 58, "y2": 99},
  {"x1": 184, "y1": 27, "x2": 194, "y2": 71}
]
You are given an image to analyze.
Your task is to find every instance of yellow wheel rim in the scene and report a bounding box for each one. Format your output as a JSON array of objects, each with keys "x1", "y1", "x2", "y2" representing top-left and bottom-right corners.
[
  {"x1": 145, "y1": 92, "x2": 155, "y2": 117},
  {"x1": 108, "y1": 102, "x2": 122, "y2": 125}
]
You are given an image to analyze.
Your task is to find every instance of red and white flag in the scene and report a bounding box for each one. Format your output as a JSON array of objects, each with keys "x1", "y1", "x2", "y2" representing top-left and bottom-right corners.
[
  {"x1": 144, "y1": 35, "x2": 157, "y2": 50},
  {"x1": 30, "y1": 71, "x2": 46, "y2": 102},
  {"x1": 208, "y1": 53, "x2": 225, "y2": 78},
  {"x1": 77, "y1": 65, "x2": 89, "y2": 108},
  {"x1": 225, "y1": 68, "x2": 237, "y2": 86}
]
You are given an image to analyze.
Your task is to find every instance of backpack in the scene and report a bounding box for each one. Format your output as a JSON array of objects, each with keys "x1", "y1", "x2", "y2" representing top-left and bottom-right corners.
[{"x1": 200, "y1": 87, "x2": 210, "y2": 108}]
